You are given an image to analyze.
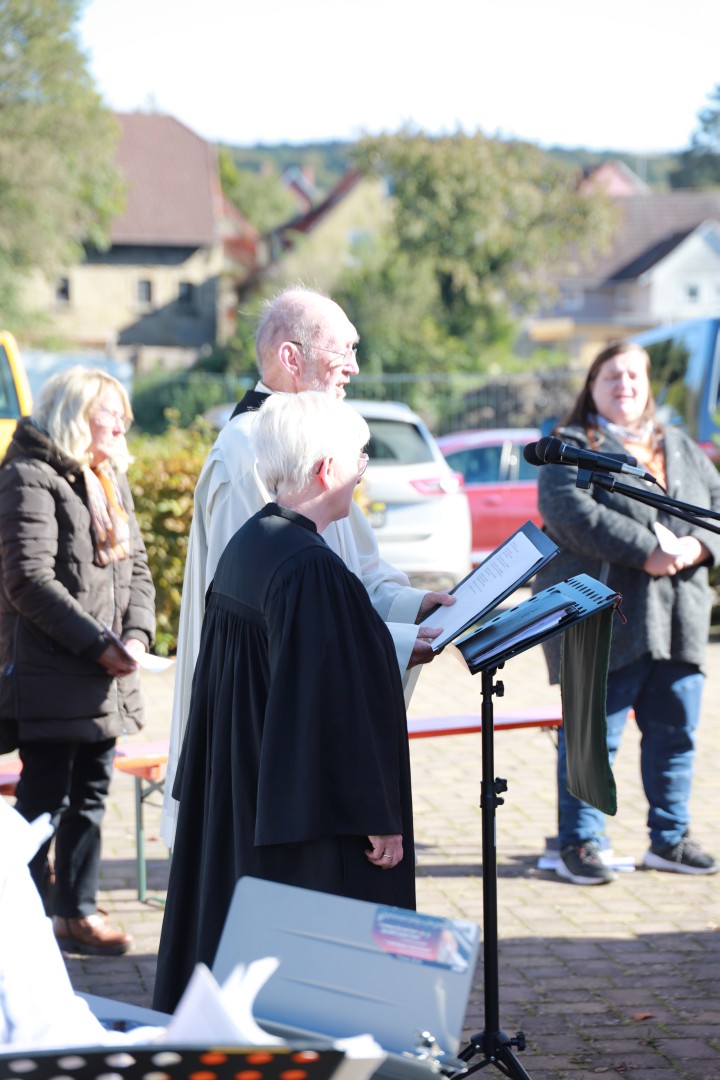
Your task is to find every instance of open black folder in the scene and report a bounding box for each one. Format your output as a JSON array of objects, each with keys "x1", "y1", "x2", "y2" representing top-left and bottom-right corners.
[
  {"x1": 420, "y1": 520, "x2": 558, "y2": 651},
  {"x1": 447, "y1": 574, "x2": 620, "y2": 674},
  {"x1": 448, "y1": 574, "x2": 622, "y2": 815}
]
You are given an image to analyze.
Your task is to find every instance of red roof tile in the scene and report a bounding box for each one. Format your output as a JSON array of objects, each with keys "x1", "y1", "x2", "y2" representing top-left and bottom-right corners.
[
  {"x1": 111, "y1": 112, "x2": 222, "y2": 246},
  {"x1": 580, "y1": 192, "x2": 720, "y2": 283}
]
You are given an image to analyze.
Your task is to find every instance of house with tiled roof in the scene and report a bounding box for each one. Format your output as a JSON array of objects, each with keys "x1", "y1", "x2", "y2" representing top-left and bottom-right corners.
[
  {"x1": 529, "y1": 163, "x2": 720, "y2": 363},
  {"x1": 23, "y1": 112, "x2": 261, "y2": 370},
  {"x1": 263, "y1": 169, "x2": 390, "y2": 294}
]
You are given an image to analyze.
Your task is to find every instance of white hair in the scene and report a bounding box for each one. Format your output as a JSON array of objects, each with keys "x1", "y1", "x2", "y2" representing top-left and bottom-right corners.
[{"x1": 251, "y1": 392, "x2": 369, "y2": 497}]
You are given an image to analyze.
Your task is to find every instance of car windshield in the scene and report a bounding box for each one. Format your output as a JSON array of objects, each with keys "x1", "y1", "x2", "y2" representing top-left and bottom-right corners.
[
  {"x1": 444, "y1": 440, "x2": 538, "y2": 483},
  {"x1": 444, "y1": 445, "x2": 502, "y2": 484},
  {"x1": 365, "y1": 418, "x2": 435, "y2": 466}
]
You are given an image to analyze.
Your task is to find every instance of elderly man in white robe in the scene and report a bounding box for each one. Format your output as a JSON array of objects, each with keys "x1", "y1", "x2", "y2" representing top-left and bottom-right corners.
[{"x1": 160, "y1": 286, "x2": 454, "y2": 848}]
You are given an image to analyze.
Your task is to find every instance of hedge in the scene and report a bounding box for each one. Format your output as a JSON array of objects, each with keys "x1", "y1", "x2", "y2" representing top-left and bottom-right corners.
[{"x1": 127, "y1": 423, "x2": 215, "y2": 654}]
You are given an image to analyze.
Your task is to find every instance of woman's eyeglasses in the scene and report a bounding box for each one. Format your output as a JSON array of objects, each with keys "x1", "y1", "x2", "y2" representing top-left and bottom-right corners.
[
  {"x1": 314, "y1": 452, "x2": 370, "y2": 480},
  {"x1": 94, "y1": 405, "x2": 129, "y2": 429}
]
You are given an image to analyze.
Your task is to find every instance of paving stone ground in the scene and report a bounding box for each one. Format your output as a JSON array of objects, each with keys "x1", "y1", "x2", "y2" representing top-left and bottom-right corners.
[{"x1": 3, "y1": 596, "x2": 719, "y2": 1080}]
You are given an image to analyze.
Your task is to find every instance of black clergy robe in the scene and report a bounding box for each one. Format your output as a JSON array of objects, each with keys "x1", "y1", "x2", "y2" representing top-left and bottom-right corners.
[{"x1": 153, "y1": 503, "x2": 415, "y2": 1013}]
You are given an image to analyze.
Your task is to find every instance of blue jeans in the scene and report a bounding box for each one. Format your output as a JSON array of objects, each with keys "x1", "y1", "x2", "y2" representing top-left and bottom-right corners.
[{"x1": 557, "y1": 655, "x2": 704, "y2": 851}]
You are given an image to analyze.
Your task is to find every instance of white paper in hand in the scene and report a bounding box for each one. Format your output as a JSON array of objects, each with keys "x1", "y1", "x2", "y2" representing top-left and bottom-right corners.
[
  {"x1": 136, "y1": 653, "x2": 174, "y2": 673},
  {"x1": 653, "y1": 521, "x2": 684, "y2": 557}
]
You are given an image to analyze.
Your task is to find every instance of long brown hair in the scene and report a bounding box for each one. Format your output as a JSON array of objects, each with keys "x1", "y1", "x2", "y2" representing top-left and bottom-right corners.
[{"x1": 560, "y1": 340, "x2": 658, "y2": 449}]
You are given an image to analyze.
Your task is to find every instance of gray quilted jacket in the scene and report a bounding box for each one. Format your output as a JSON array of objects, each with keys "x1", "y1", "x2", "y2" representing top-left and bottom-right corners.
[{"x1": 532, "y1": 423, "x2": 720, "y2": 682}]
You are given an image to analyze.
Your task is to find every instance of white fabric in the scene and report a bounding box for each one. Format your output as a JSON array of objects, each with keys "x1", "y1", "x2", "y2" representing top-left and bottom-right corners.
[
  {"x1": 160, "y1": 398, "x2": 426, "y2": 848},
  {"x1": 0, "y1": 800, "x2": 136, "y2": 1049}
]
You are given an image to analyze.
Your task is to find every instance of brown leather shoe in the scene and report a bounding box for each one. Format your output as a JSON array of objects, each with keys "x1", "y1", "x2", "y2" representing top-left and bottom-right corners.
[{"x1": 53, "y1": 912, "x2": 134, "y2": 956}]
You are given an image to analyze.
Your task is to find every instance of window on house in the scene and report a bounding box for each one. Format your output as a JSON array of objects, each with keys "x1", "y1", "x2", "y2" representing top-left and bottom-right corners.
[
  {"x1": 56, "y1": 277, "x2": 70, "y2": 304},
  {"x1": 178, "y1": 281, "x2": 196, "y2": 308},
  {"x1": 616, "y1": 288, "x2": 632, "y2": 311},
  {"x1": 560, "y1": 285, "x2": 584, "y2": 312},
  {"x1": 686, "y1": 284, "x2": 699, "y2": 302},
  {"x1": 137, "y1": 280, "x2": 153, "y2": 306}
]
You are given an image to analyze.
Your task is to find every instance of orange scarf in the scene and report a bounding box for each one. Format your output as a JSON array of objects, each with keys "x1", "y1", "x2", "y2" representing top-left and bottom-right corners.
[{"x1": 83, "y1": 464, "x2": 131, "y2": 566}]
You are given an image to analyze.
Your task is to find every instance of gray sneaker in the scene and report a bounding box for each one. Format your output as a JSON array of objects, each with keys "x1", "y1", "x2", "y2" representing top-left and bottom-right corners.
[
  {"x1": 556, "y1": 841, "x2": 617, "y2": 885},
  {"x1": 643, "y1": 835, "x2": 718, "y2": 875}
]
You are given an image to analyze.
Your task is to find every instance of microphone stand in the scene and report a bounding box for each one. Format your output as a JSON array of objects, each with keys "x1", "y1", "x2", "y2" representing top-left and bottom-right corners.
[{"x1": 575, "y1": 468, "x2": 720, "y2": 535}]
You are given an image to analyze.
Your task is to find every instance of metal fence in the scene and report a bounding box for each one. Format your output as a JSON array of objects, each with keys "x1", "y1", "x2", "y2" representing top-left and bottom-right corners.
[
  {"x1": 343, "y1": 369, "x2": 586, "y2": 435},
  {"x1": 125, "y1": 365, "x2": 590, "y2": 436}
]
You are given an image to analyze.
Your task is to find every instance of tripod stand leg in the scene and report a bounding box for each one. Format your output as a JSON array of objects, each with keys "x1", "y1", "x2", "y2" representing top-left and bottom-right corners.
[{"x1": 459, "y1": 1029, "x2": 533, "y2": 1080}]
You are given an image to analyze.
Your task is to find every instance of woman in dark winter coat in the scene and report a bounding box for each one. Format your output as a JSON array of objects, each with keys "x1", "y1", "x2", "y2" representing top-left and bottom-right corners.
[
  {"x1": 534, "y1": 341, "x2": 720, "y2": 886},
  {"x1": 0, "y1": 367, "x2": 155, "y2": 954}
]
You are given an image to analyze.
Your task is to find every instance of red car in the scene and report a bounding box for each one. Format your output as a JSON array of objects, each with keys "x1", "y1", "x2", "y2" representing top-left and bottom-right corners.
[{"x1": 436, "y1": 428, "x2": 544, "y2": 564}]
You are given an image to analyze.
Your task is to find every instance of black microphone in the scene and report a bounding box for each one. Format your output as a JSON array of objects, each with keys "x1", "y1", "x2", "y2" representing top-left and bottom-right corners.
[{"x1": 523, "y1": 436, "x2": 656, "y2": 482}]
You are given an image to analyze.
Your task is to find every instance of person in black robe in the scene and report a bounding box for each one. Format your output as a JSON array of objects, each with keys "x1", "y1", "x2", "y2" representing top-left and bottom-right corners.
[{"x1": 153, "y1": 392, "x2": 416, "y2": 1013}]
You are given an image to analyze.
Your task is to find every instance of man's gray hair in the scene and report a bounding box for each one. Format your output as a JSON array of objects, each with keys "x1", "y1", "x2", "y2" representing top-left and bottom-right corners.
[
  {"x1": 254, "y1": 286, "x2": 332, "y2": 372},
  {"x1": 251, "y1": 392, "x2": 370, "y2": 497}
]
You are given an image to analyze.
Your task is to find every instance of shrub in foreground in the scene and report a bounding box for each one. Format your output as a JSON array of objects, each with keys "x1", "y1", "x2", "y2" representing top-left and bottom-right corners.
[{"x1": 127, "y1": 423, "x2": 214, "y2": 654}]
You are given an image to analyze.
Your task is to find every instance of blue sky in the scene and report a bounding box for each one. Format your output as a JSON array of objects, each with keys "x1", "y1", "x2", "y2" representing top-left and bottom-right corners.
[{"x1": 78, "y1": 0, "x2": 719, "y2": 154}]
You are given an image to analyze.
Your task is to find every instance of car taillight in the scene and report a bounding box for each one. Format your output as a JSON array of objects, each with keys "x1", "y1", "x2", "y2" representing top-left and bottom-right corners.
[
  {"x1": 698, "y1": 441, "x2": 720, "y2": 464},
  {"x1": 410, "y1": 472, "x2": 463, "y2": 496}
]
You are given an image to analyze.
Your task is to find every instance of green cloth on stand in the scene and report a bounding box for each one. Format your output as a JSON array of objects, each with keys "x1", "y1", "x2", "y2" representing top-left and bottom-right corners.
[{"x1": 559, "y1": 606, "x2": 617, "y2": 815}]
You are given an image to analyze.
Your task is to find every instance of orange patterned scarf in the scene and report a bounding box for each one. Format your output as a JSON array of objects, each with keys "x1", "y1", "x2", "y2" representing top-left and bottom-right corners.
[{"x1": 83, "y1": 464, "x2": 131, "y2": 566}]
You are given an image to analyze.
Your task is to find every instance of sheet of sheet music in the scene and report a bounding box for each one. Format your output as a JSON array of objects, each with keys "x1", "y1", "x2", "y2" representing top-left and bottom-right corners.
[{"x1": 424, "y1": 530, "x2": 544, "y2": 651}]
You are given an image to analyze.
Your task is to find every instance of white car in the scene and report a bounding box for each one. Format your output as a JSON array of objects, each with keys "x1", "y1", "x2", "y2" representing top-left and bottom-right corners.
[
  {"x1": 203, "y1": 396, "x2": 472, "y2": 590},
  {"x1": 349, "y1": 400, "x2": 472, "y2": 590}
]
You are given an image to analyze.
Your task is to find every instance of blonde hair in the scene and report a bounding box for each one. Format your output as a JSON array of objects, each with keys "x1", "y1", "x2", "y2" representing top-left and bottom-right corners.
[
  {"x1": 32, "y1": 366, "x2": 133, "y2": 471},
  {"x1": 251, "y1": 392, "x2": 370, "y2": 497}
]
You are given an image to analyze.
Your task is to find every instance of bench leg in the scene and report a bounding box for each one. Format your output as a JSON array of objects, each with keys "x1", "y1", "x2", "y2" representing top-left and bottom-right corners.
[{"x1": 134, "y1": 777, "x2": 146, "y2": 903}]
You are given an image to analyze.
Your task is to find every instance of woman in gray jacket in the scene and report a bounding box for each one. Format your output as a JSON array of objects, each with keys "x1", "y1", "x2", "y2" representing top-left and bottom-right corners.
[
  {"x1": 534, "y1": 340, "x2": 720, "y2": 885},
  {"x1": 0, "y1": 367, "x2": 155, "y2": 953}
]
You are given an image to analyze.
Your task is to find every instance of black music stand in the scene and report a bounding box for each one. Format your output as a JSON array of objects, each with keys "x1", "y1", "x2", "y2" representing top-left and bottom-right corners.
[
  {"x1": 456, "y1": 664, "x2": 529, "y2": 1080},
  {"x1": 450, "y1": 577, "x2": 619, "y2": 1080}
]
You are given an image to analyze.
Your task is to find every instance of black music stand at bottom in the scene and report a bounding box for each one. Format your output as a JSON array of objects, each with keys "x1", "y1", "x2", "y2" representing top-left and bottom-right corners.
[
  {"x1": 455, "y1": 665, "x2": 532, "y2": 1080},
  {"x1": 450, "y1": 575, "x2": 619, "y2": 1079}
]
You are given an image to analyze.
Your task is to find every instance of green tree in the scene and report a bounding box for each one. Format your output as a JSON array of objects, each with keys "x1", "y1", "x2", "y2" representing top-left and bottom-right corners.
[
  {"x1": 0, "y1": 0, "x2": 125, "y2": 325},
  {"x1": 219, "y1": 146, "x2": 297, "y2": 232},
  {"x1": 671, "y1": 83, "x2": 720, "y2": 189},
  {"x1": 351, "y1": 129, "x2": 615, "y2": 356}
]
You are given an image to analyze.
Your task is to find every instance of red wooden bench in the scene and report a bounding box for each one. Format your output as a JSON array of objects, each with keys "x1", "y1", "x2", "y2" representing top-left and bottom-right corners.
[
  {"x1": 0, "y1": 757, "x2": 22, "y2": 796},
  {"x1": 1, "y1": 707, "x2": 563, "y2": 901},
  {"x1": 0, "y1": 744, "x2": 169, "y2": 903},
  {"x1": 407, "y1": 704, "x2": 563, "y2": 739},
  {"x1": 114, "y1": 741, "x2": 169, "y2": 902}
]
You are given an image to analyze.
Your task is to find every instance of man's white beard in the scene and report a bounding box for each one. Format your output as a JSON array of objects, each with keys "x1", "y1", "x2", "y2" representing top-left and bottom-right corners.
[{"x1": 300, "y1": 360, "x2": 345, "y2": 398}]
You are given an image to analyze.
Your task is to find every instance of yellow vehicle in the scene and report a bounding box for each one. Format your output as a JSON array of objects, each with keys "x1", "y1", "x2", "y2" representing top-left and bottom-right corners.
[{"x1": 0, "y1": 331, "x2": 32, "y2": 458}]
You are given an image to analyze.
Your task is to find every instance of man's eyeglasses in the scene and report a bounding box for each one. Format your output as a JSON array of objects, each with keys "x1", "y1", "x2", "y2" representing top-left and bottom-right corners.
[{"x1": 290, "y1": 341, "x2": 358, "y2": 363}]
